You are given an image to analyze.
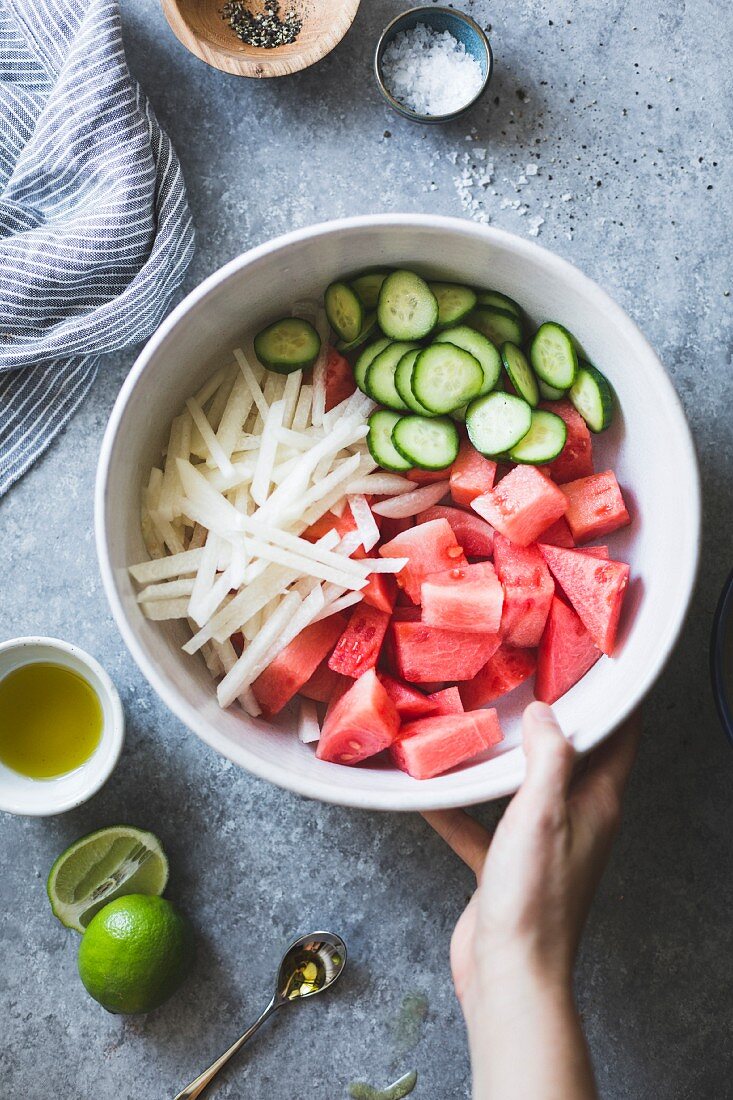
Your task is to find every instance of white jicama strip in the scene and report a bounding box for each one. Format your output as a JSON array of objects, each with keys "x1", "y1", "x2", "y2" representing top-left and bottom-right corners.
[
  {"x1": 150, "y1": 512, "x2": 186, "y2": 555},
  {"x1": 359, "y1": 556, "x2": 409, "y2": 574},
  {"x1": 263, "y1": 372, "x2": 285, "y2": 405},
  {"x1": 238, "y1": 685, "x2": 261, "y2": 717},
  {"x1": 310, "y1": 308, "x2": 330, "y2": 427},
  {"x1": 177, "y1": 459, "x2": 244, "y2": 534},
  {"x1": 201, "y1": 639, "x2": 224, "y2": 678},
  {"x1": 186, "y1": 397, "x2": 234, "y2": 477},
  {"x1": 255, "y1": 585, "x2": 325, "y2": 675},
  {"x1": 242, "y1": 519, "x2": 363, "y2": 577},
  {"x1": 291, "y1": 454, "x2": 362, "y2": 515},
  {"x1": 158, "y1": 413, "x2": 193, "y2": 520},
  {"x1": 234, "y1": 347, "x2": 269, "y2": 420},
  {"x1": 280, "y1": 369, "x2": 302, "y2": 429},
  {"x1": 229, "y1": 487, "x2": 251, "y2": 589},
  {"x1": 270, "y1": 454, "x2": 302, "y2": 486},
  {"x1": 195, "y1": 563, "x2": 297, "y2": 650},
  {"x1": 331, "y1": 498, "x2": 347, "y2": 518},
  {"x1": 242, "y1": 608, "x2": 263, "y2": 642},
  {"x1": 212, "y1": 639, "x2": 238, "y2": 674},
  {"x1": 136, "y1": 578, "x2": 196, "y2": 603},
  {"x1": 194, "y1": 364, "x2": 229, "y2": 409},
  {"x1": 311, "y1": 590, "x2": 364, "y2": 623},
  {"x1": 187, "y1": 531, "x2": 221, "y2": 624},
  {"x1": 297, "y1": 698, "x2": 321, "y2": 744},
  {"x1": 251, "y1": 399, "x2": 284, "y2": 506},
  {"x1": 129, "y1": 546, "x2": 205, "y2": 584},
  {"x1": 198, "y1": 461, "x2": 253, "y2": 493},
  {"x1": 215, "y1": 370, "x2": 254, "y2": 461},
  {"x1": 217, "y1": 591, "x2": 302, "y2": 708},
  {"x1": 346, "y1": 473, "x2": 415, "y2": 496},
  {"x1": 323, "y1": 390, "x2": 375, "y2": 431},
  {"x1": 242, "y1": 536, "x2": 368, "y2": 590},
  {"x1": 371, "y1": 480, "x2": 450, "y2": 518},
  {"x1": 275, "y1": 426, "x2": 316, "y2": 451},
  {"x1": 348, "y1": 494, "x2": 380, "y2": 552},
  {"x1": 232, "y1": 435, "x2": 264, "y2": 453},
  {"x1": 291, "y1": 384, "x2": 313, "y2": 431},
  {"x1": 205, "y1": 367, "x2": 238, "y2": 430},
  {"x1": 188, "y1": 523, "x2": 208, "y2": 551},
  {"x1": 335, "y1": 529, "x2": 363, "y2": 557},
  {"x1": 141, "y1": 598, "x2": 190, "y2": 620},
  {"x1": 192, "y1": 566, "x2": 236, "y2": 628},
  {"x1": 141, "y1": 468, "x2": 165, "y2": 559}
]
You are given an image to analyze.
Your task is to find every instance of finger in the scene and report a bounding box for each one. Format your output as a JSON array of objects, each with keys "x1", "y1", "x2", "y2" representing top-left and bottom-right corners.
[
  {"x1": 519, "y1": 701, "x2": 576, "y2": 803},
  {"x1": 576, "y1": 709, "x2": 643, "y2": 804},
  {"x1": 422, "y1": 809, "x2": 492, "y2": 878}
]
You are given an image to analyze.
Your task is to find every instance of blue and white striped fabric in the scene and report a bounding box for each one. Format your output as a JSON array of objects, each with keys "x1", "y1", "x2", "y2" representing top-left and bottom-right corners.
[{"x1": 0, "y1": 0, "x2": 194, "y2": 494}]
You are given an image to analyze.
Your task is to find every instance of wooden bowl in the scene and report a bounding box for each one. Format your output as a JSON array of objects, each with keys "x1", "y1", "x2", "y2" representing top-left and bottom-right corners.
[{"x1": 161, "y1": 0, "x2": 360, "y2": 77}]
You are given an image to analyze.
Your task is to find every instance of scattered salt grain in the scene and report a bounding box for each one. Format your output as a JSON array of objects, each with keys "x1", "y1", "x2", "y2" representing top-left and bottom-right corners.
[{"x1": 381, "y1": 23, "x2": 484, "y2": 117}]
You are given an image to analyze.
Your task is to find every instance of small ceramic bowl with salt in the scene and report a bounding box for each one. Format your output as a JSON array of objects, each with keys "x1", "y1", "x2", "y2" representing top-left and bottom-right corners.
[{"x1": 375, "y1": 6, "x2": 492, "y2": 123}]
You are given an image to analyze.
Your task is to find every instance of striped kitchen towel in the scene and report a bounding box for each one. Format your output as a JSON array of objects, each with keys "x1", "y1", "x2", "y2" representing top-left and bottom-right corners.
[{"x1": 0, "y1": 0, "x2": 195, "y2": 495}]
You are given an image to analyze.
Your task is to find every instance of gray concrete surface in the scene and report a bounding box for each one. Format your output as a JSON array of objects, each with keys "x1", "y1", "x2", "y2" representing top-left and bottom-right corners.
[{"x1": 2, "y1": 1, "x2": 732, "y2": 1096}]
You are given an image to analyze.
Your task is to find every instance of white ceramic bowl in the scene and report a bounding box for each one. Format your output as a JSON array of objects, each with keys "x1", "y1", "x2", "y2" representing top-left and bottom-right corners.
[
  {"x1": 0, "y1": 637, "x2": 124, "y2": 816},
  {"x1": 95, "y1": 215, "x2": 700, "y2": 811}
]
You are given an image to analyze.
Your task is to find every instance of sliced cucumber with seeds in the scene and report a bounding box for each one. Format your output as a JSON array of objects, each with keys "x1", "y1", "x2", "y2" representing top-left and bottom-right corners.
[
  {"x1": 538, "y1": 378, "x2": 567, "y2": 401},
  {"x1": 434, "y1": 325, "x2": 501, "y2": 395},
  {"x1": 412, "y1": 344, "x2": 484, "y2": 415},
  {"x1": 467, "y1": 306, "x2": 524, "y2": 347},
  {"x1": 466, "y1": 392, "x2": 533, "y2": 456},
  {"x1": 367, "y1": 410, "x2": 412, "y2": 472},
  {"x1": 254, "y1": 317, "x2": 321, "y2": 374},
  {"x1": 501, "y1": 342, "x2": 539, "y2": 407},
  {"x1": 354, "y1": 336, "x2": 391, "y2": 392},
  {"x1": 429, "y1": 282, "x2": 477, "y2": 328},
  {"x1": 509, "y1": 410, "x2": 567, "y2": 464},
  {"x1": 350, "y1": 270, "x2": 392, "y2": 310},
  {"x1": 530, "y1": 322, "x2": 578, "y2": 389},
  {"x1": 325, "y1": 281, "x2": 364, "y2": 343},
  {"x1": 569, "y1": 362, "x2": 614, "y2": 432},
  {"x1": 392, "y1": 415, "x2": 459, "y2": 470},
  {"x1": 365, "y1": 341, "x2": 420, "y2": 411},
  {"x1": 395, "y1": 348, "x2": 434, "y2": 416},
  {"x1": 378, "y1": 269, "x2": 439, "y2": 340},
  {"x1": 336, "y1": 312, "x2": 378, "y2": 352},
  {"x1": 475, "y1": 289, "x2": 523, "y2": 317}
]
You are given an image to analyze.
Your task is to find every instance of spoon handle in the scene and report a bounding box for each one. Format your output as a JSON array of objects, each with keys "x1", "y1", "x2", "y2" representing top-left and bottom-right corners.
[{"x1": 173, "y1": 996, "x2": 280, "y2": 1099}]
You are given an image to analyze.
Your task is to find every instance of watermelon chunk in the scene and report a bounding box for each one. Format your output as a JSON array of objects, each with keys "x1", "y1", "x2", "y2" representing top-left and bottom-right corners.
[
  {"x1": 352, "y1": 547, "x2": 397, "y2": 614},
  {"x1": 426, "y1": 686, "x2": 464, "y2": 714},
  {"x1": 493, "y1": 534, "x2": 554, "y2": 648},
  {"x1": 543, "y1": 400, "x2": 594, "y2": 484},
  {"x1": 390, "y1": 606, "x2": 422, "y2": 621},
  {"x1": 300, "y1": 659, "x2": 349, "y2": 704},
  {"x1": 391, "y1": 620, "x2": 502, "y2": 682},
  {"x1": 538, "y1": 544, "x2": 629, "y2": 655},
  {"x1": 472, "y1": 466, "x2": 568, "y2": 547},
  {"x1": 379, "y1": 518, "x2": 467, "y2": 604},
  {"x1": 302, "y1": 508, "x2": 357, "y2": 543},
  {"x1": 416, "y1": 505, "x2": 494, "y2": 557},
  {"x1": 450, "y1": 439, "x2": 497, "y2": 507},
  {"x1": 379, "y1": 514, "x2": 414, "y2": 542},
  {"x1": 407, "y1": 468, "x2": 451, "y2": 484},
  {"x1": 328, "y1": 604, "x2": 391, "y2": 677},
  {"x1": 459, "y1": 644, "x2": 537, "y2": 709},
  {"x1": 421, "y1": 561, "x2": 504, "y2": 634},
  {"x1": 391, "y1": 709, "x2": 503, "y2": 780},
  {"x1": 324, "y1": 347, "x2": 356, "y2": 412},
  {"x1": 252, "y1": 614, "x2": 346, "y2": 715},
  {"x1": 539, "y1": 516, "x2": 575, "y2": 548},
  {"x1": 535, "y1": 597, "x2": 601, "y2": 705},
  {"x1": 317, "y1": 669, "x2": 400, "y2": 764},
  {"x1": 561, "y1": 471, "x2": 631, "y2": 543},
  {"x1": 378, "y1": 673, "x2": 438, "y2": 719},
  {"x1": 576, "y1": 545, "x2": 609, "y2": 559}
]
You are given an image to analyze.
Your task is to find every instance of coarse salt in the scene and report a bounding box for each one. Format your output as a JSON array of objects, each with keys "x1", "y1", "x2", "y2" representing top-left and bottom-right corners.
[{"x1": 381, "y1": 23, "x2": 484, "y2": 117}]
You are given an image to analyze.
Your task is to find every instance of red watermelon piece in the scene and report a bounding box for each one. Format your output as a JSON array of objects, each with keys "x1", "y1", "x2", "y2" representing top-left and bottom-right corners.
[
  {"x1": 539, "y1": 516, "x2": 575, "y2": 548},
  {"x1": 561, "y1": 471, "x2": 631, "y2": 543},
  {"x1": 459, "y1": 644, "x2": 537, "y2": 710},
  {"x1": 390, "y1": 606, "x2": 422, "y2": 621},
  {"x1": 425, "y1": 686, "x2": 464, "y2": 714},
  {"x1": 390, "y1": 620, "x2": 502, "y2": 682},
  {"x1": 535, "y1": 597, "x2": 601, "y2": 704},
  {"x1": 328, "y1": 604, "x2": 391, "y2": 677},
  {"x1": 379, "y1": 518, "x2": 467, "y2": 604},
  {"x1": 493, "y1": 534, "x2": 554, "y2": 648},
  {"x1": 391, "y1": 709, "x2": 503, "y2": 780},
  {"x1": 352, "y1": 547, "x2": 397, "y2": 614},
  {"x1": 324, "y1": 347, "x2": 356, "y2": 412},
  {"x1": 472, "y1": 466, "x2": 568, "y2": 547},
  {"x1": 543, "y1": 400, "x2": 594, "y2": 484},
  {"x1": 379, "y1": 514, "x2": 414, "y2": 542},
  {"x1": 252, "y1": 614, "x2": 347, "y2": 715},
  {"x1": 416, "y1": 505, "x2": 494, "y2": 557},
  {"x1": 378, "y1": 673, "x2": 438, "y2": 719},
  {"x1": 576, "y1": 545, "x2": 609, "y2": 559},
  {"x1": 302, "y1": 508, "x2": 357, "y2": 543},
  {"x1": 450, "y1": 439, "x2": 497, "y2": 507},
  {"x1": 300, "y1": 659, "x2": 349, "y2": 704},
  {"x1": 421, "y1": 561, "x2": 504, "y2": 634},
  {"x1": 407, "y1": 468, "x2": 451, "y2": 484},
  {"x1": 317, "y1": 669, "x2": 400, "y2": 764},
  {"x1": 538, "y1": 544, "x2": 629, "y2": 655}
]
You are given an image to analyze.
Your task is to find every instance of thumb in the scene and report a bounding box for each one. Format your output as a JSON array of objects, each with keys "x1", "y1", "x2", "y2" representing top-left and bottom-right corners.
[{"x1": 519, "y1": 701, "x2": 576, "y2": 803}]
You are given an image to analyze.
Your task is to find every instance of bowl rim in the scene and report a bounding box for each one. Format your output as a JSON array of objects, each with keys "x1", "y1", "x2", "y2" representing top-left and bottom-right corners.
[
  {"x1": 95, "y1": 213, "x2": 702, "y2": 811},
  {"x1": 374, "y1": 6, "x2": 493, "y2": 123},
  {"x1": 710, "y1": 569, "x2": 733, "y2": 747}
]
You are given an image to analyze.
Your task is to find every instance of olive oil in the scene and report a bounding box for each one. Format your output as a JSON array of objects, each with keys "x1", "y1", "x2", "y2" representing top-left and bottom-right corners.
[{"x1": 0, "y1": 663, "x2": 102, "y2": 779}]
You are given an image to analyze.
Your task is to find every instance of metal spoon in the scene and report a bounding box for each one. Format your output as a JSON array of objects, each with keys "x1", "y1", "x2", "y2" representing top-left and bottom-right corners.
[{"x1": 173, "y1": 931, "x2": 347, "y2": 1099}]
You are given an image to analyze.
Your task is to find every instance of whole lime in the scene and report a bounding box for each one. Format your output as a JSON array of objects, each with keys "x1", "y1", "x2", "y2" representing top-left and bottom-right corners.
[{"x1": 78, "y1": 894, "x2": 195, "y2": 1014}]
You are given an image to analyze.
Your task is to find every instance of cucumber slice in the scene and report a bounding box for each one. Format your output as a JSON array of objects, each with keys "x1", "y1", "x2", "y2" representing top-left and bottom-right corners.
[
  {"x1": 392, "y1": 415, "x2": 459, "y2": 471},
  {"x1": 254, "y1": 317, "x2": 321, "y2": 374},
  {"x1": 569, "y1": 361, "x2": 614, "y2": 432},
  {"x1": 377, "y1": 270, "x2": 439, "y2": 340},
  {"x1": 354, "y1": 337, "x2": 391, "y2": 392},
  {"x1": 508, "y1": 410, "x2": 567, "y2": 464},
  {"x1": 429, "y1": 282, "x2": 478, "y2": 328},
  {"x1": 538, "y1": 378, "x2": 567, "y2": 401},
  {"x1": 466, "y1": 392, "x2": 533, "y2": 456},
  {"x1": 394, "y1": 348, "x2": 434, "y2": 416},
  {"x1": 433, "y1": 325, "x2": 501, "y2": 395},
  {"x1": 530, "y1": 322, "x2": 578, "y2": 389},
  {"x1": 336, "y1": 312, "x2": 378, "y2": 352},
  {"x1": 475, "y1": 289, "x2": 523, "y2": 316},
  {"x1": 325, "y1": 281, "x2": 364, "y2": 343},
  {"x1": 467, "y1": 306, "x2": 524, "y2": 347},
  {"x1": 412, "y1": 344, "x2": 484, "y2": 415},
  {"x1": 350, "y1": 270, "x2": 391, "y2": 310},
  {"x1": 365, "y1": 341, "x2": 420, "y2": 411},
  {"x1": 367, "y1": 410, "x2": 412, "y2": 472},
  {"x1": 501, "y1": 342, "x2": 539, "y2": 407}
]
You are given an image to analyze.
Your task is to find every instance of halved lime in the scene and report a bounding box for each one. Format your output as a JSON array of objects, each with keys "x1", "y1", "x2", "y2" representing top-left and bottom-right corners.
[{"x1": 47, "y1": 825, "x2": 168, "y2": 933}]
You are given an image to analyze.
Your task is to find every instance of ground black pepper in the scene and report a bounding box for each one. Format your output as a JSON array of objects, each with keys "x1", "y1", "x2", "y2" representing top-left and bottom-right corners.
[{"x1": 220, "y1": 0, "x2": 302, "y2": 48}]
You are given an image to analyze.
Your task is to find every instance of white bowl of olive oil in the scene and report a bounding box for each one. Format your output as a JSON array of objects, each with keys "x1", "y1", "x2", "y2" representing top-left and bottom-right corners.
[{"x1": 0, "y1": 638, "x2": 124, "y2": 817}]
